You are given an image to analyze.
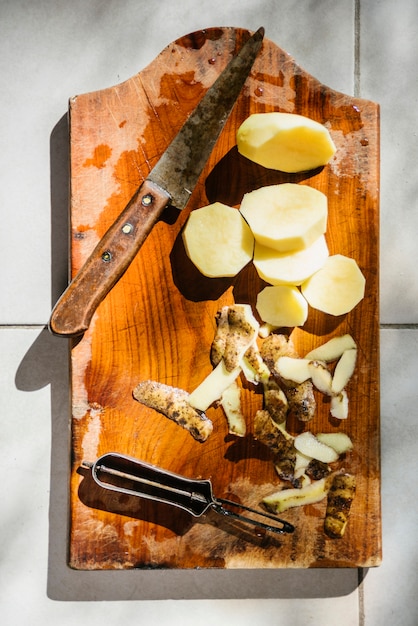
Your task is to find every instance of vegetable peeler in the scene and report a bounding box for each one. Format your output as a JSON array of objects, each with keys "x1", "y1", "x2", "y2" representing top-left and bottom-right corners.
[
  {"x1": 49, "y1": 28, "x2": 264, "y2": 337},
  {"x1": 82, "y1": 452, "x2": 294, "y2": 536}
]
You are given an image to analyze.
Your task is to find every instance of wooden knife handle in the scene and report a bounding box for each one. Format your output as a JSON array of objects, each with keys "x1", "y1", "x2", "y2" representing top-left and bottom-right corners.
[{"x1": 49, "y1": 179, "x2": 171, "y2": 337}]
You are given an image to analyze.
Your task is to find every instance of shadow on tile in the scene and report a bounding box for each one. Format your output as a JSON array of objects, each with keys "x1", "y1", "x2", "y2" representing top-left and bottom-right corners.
[{"x1": 50, "y1": 113, "x2": 70, "y2": 310}]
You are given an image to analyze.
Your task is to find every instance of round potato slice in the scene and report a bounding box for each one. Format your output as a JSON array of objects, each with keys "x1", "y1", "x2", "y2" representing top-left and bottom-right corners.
[
  {"x1": 253, "y1": 235, "x2": 329, "y2": 286},
  {"x1": 182, "y1": 202, "x2": 254, "y2": 278},
  {"x1": 239, "y1": 183, "x2": 327, "y2": 253},
  {"x1": 256, "y1": 285, "x2": 308, "y2": 327},
  {"x1": 301, "y1": 254, "x2": 366, "y2": 316},
  {"x1": 236, "y1": 112, "x2": 336, "y2": 173}
]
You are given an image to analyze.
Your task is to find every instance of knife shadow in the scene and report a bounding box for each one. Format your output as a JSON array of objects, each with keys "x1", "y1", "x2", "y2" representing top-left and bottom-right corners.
[
  {"x1": 205, "y1": 145, "x2": 323, "y2": 206},
  {"x1": 170, "y1": 223, "x2": 267, "y2": 306},
  {"x1": 170, "y1": 147, "x2": 323, "y2": 305}
]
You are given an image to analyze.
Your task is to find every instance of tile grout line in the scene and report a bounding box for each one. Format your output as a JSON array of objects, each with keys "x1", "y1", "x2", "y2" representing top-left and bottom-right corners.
[
  {"x1": 354, "y1": 0, "x2": 361, "y2": 97},
  {"x1": 380, "y1": 324, "x2": 418, "y2": 329},
  {"x1": 358, "y1": 568, "x2": 366, "y2": 626},
  {"x1": 0, "y1": 324, "x2": 48, "y2": 330}
]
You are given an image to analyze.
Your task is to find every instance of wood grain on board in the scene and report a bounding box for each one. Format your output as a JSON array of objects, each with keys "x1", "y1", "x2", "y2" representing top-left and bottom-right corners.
[{"x1": 67, "y1": 28, "x2": 380, "y2": 570}]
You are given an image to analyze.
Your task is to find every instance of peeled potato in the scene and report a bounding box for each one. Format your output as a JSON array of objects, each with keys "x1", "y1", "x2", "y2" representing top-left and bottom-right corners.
[
  {"x1": 236, "y1": 112, "x2": 336, "y2": 173},
  {"x1": 182, "y1": 202, "x2": 254, "y2": 277},
  {"x1": 301, "y1": 255, "x2": 366, "y2": 316},
  {"x1": 256, "y1": 285, "x2": 308, "y2": 327},
  {"x1": 253, "y1": 235, "x2": 329, "y2": 286},
  {"x1": 240, "y1": 183, "x2": 327, "y2": 253}
]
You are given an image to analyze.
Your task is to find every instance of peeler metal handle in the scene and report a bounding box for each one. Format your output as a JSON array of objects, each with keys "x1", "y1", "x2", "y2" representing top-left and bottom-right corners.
[{"x1": 82, "y1": 452, "x2": 294, "y2": 535}]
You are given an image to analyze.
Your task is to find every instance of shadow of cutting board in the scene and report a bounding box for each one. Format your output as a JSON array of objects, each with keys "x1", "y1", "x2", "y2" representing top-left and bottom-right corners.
[{"x1": 67, "y1": 27, "x2": 380, "y2": 570}]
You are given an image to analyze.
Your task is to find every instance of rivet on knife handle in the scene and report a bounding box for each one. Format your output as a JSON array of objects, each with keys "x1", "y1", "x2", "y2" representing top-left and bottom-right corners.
[
  {"x1": 49, "y1": 181, "x2": 171, "y2": 336},
  {"x1": 49, "y1": 27, "x2": 265, "y2": 337}
]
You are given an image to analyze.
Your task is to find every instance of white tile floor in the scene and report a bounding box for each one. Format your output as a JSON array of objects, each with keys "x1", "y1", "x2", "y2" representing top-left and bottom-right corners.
[{"x1": 1, "y1": 1, "x2": 417, "y2": 624}]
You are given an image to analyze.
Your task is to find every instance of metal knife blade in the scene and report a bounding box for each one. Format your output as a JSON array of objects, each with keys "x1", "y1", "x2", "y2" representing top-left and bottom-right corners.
[{"x1": 49, "y1": 27, "x2": 264, "y2": 337}]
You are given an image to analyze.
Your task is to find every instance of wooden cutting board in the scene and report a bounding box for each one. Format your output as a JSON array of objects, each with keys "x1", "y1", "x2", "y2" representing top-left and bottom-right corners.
[{"x1": 68, "y1": 27, "x2": 381, "y2": 570}]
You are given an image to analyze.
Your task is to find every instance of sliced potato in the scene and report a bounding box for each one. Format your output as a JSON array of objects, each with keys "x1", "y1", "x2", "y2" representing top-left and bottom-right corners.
[
  {"x1": 331, "y1": 348, "x2": 357, "y2": 394},
  {"x1": 188, "y1": 360, "x2": 241, "y2": 412},
  {"x1": 253, "y1": 235, "x2": 329, "y2": 286},
  {"x1": 294, "y1": 431, "x2": 339, "y2": 463},
  {"x1": 240, "y1": 183, "x2": 328, "y2": 253},
  {"x1": 256, "y1": 285, "x2": 308, "y2": 328},
  {"x1": 301, "y1": 254, "x2": 366, "y2": 316},
  {"x1": 182, "y1": 202, "x2": 254, "y2": 277},
  {"x1": 304, "y1": 334, "x2": 357, "y2": 361},
  {"x1": 262, "y1": 477, "x2": 329, "y2": 513},
  {"x1": 236, "y1": 112, "x2": 336, "y2": 173},
  {"x1": 316, "y1": 432, "x2": 353, "y2": 455}
]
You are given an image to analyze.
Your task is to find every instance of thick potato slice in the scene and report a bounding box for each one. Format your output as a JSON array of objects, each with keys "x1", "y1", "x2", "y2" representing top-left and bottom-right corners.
[
  {"x1": 236, "y1": 112, "x2": 336, "y2": 173},
  {"x1": 253, "y1": 235, "x2": 329, "y2": 286},
  {"x1": 182, "y1": 202, "x2": 254, "y2": 277},
  {"x1": 256, "y1": 285, "x2": 308, "y2": 327},
  {"x1": 240, "y1": 184, "x2": 328, "y2": 253},
  {"x1": 301, "y1": 254, "x2": 366, "y2": 316}
]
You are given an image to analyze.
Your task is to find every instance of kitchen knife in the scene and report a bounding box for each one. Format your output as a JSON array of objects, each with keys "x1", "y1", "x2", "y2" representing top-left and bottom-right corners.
[{"x1": 49, "y1": 27, "x2": 264, "y2": 337}]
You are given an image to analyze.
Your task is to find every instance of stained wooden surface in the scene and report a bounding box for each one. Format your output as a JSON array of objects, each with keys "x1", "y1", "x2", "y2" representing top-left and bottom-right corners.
[{"x1": 68, "y1": 27, "x2": 380, "y2": 570}]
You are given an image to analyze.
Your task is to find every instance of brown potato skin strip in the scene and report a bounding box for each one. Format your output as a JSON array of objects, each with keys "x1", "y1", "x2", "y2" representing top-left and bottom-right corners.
[
  {"x1": 260, "y1": 333, "x2": 316, "y2": 423},
  {"x1": 133, "y1": 380, "x2": 213, "y2": 443},
  {"x1": 254, "y1": 409, "x2": 297, "y2": 485},
  {"x1": 324, "y1": 473, "x2": 356, "y2": 538},
  {"x1": 263, "y1": 379, "x2": 288, "y2": 425},
  {"x1": 282, "y1": 382, "x2": 316, "y2": 422},
  {"x1": 211, "y1": 306, "x2": 229, "y2": 366}
]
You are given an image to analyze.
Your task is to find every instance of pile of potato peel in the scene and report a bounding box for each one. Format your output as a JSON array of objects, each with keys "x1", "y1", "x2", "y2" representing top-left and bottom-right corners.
[
  {"x1": 135, "y1": 112, "x2": 363, "y2": 538},
  {"x1": 134, "y1": 303, "x2": 357, "y2": 538}
]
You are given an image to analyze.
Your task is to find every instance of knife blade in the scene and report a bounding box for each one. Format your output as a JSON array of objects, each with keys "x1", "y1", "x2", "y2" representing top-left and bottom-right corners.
[{"x1": 49, "y1": 27, "x2": 264, "y2": 337}]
